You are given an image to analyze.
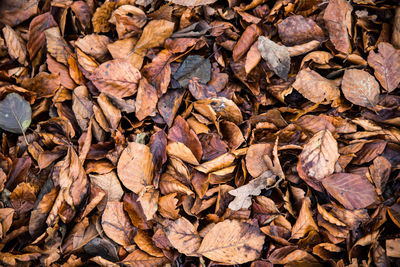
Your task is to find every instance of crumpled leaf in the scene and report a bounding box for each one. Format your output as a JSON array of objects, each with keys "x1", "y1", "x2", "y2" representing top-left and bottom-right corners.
[
  {"x1": 0, "y1": 93, "x2": 31, "y2": 134},
  {"x1": 2, "y1": 25, "x2": 27, "y2": 66},
  {"x1": 291, "y1": 198, "x2": 318, "y2": 239},
  {"x1": 258, "y1": 36, "x2": 290, "y2": 80},
  {"x1": 228, "y1": 171, "x2": 276, "y2": 211},
  {"x1": 300, "y1": 130, "x2": 339, "y2": 181},
  {"x1": 198, "y1": 219, "x2": 265, "y2": 264},
  {"x1": 173, "y1": 55, "x2": 211, "y2": 88},
  {"x1": 169, "y1": 0, "x2": 217, "y2": 6},
  {"x1": 341, "y1": 69, "x2": 380, "y2": 108},
  {"x1": 0, "y1": 0, "x2": 38, "y2": 27},
  {"x1": 367, "y1": 42, "x2": 400, "y2": 92}
]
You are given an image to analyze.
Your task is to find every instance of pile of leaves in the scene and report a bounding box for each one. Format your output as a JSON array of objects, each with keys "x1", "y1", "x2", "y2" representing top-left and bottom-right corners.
[{"x1": 0, "y1": 0, "x2": 400, "y2": 266}]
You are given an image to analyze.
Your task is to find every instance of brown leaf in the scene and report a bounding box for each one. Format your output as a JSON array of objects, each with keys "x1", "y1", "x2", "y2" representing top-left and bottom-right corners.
[
  {"x1": 0, "y1": 0, "x2": 38, "y2": 27},
  {"x1": 277, "y1": 15, "x2": 325, "y2": 46},
  {"x1": 75, "y1": 34, "x2": 111, "y2": 62},
  {"x1": 268, "y1": 246, "x2": 317, "y2": 265},
  {"x1": 291, "y1": 198, "x2": 318, "y2": 239},
  {"x1": 10, "y1": 182, "x2": 36, "y2": 215},
  {"x1": 72, "y1": 85, "x2": 93, "y2": 131},
  {"x1": 135, "y1": 77, "x2": 158, "y2": 121},
  {"x1": 89, "y1": 171, "x2": 124, "y2": 210},
  {"x1": 220, "y1": 120, "x2": 245, "y2": 150},
  {"x1": 160, "y1": 173, "x2": 194, "y2": 196},
  {"x1": 245, "y1": 41, "x2": 262, "y2": 74},
  {"x1": 134, "y1": 230, "x2": 164, "y2": 257},
  {"x1": 166, "y1": 142, "x2": 199, "y2": 165},
  {"x1": 341, "y1": 69, "x2": 380, "y2": 108},
  {"x1": 233, "y1": 24, "x2": 262, "y2": 61},
  {"x1": 300, "y1": 130, "x2": 339, "y2": 181},
  {"x1": 168, "y1": 116, "x2": 202, "y2": 162},
  {"x1": 322, "y1": 173, "x2": 377, "y2": 210},
  {"x1": 169, "y1": 0, "x2": 217, "y2": 6},
  {"x1": 101, "y1": 201, "x2": 135, "y2": 246},
  {"x1": 97, "y1": 93, "x2": 121, "y2": 130},
  {"x1": 195, "y1": 152, "x2": 235, "y2": 174},
  {"x1": 27, "y1": 12, "x2": 57, "y2": 60},
  {"x1": 157, "y1": 88, "x2": 185, "y2": 127},
  {"x1": 0, "y1": 208, "x2": 14, "y2": 239},
  {"x1": 138, "y1": 187, "x2": 159, "y2": 221},
  {"x1": 109, "y1": 5, "x2": 147, "y2": 39},
  {"x1": 245, "y1": 144, "x2": 272, "y2": 178},
  {"x1": 132, "y1": 19, "x2": 175, "y2": 69},
  {"x1": 121, "y1": 249, "x2": 167, "y2": 266},
  {"x1": 107, "y1": 38, "x2": 137, "y2": 60},
  {"x1": 166, "y1": 217, "x2": 201, "y2": 256},
  {"x1": 71, "y1": 1, "x2": 92, "y2": 31},
  {"x1": 142, "y1": 49, "x2": 173, "y2": 96},
  {"x1": 367, "y1": 42, "x2": 400, "y2": 92},
  {"x1": 123, "y1": 193, "x2": 152, "y2": 230},
  {"x1": 292, "y1": 68, "x2": 340, "y2": 104},
  {"x1": 92, "y1": 1, "x2": 116, "y2": 33},
  {"x1": 352, "y1": 140, "x2": 387, "y2": 165},
  {"x1": 323, "y1": 0, "x2": 353, "y2": 54},
  {"x1": 47, "y1": 55, "x2": 76, "y2": 89},
  {"x1": 90, "y1": 59, "x2": 141, "y2": 98},
  {"x1": 149, "y1": 130, "x2": 167, "y2": 187},
  {"x1": 198, "y1": 219, "x2": 265, "y2": 264},
  {"x1": 117, "y1": 142, "x2": 154, "y2": 194},
  {"x1": 158, "y1": 193, "x2": 180, "y2": 220},
  {"x1": 44, "y1": 27, "x2": 73, "y2": 65},
  {"x1": 386, "y1": 239, "x2": 400, "y2": 258},
  {"x1": 369, "y1": 156, "x2": 391, "y2": 195},
  {"x1": 22, "y1": 72, "x2": 60, "y2": 98},
  {"x1": 2, "y1": 25, "x2": 27, "y2": 66}
]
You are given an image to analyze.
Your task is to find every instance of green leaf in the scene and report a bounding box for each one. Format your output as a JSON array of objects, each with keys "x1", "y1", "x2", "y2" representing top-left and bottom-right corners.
[
  {"x1": 173, "y1": 55, "x2": 211, "y2": 88},
  {"x1": 0, "y1": 93, "x2": 32, "y2": 134}
]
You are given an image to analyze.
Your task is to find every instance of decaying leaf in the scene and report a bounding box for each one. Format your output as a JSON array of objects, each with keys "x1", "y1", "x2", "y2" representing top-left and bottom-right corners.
[
  {"x1": 165, "y1": 217, "x2": 201, "y2": 256},
  {"x1": 198, "y1": 220, "x2": 265, "y2": 264},
  {"x1": 291, "y1": 198, "x2": 318, "y2": 239},
  {"x1": 174, "y1": 55, "x2": 211, "y2": 88},
  {"x1": 228, "y1": 171, "x2": 276, "y2": 211},
  {"x1": 258, "y1": 36, "x2": 290, "y2": 80}
]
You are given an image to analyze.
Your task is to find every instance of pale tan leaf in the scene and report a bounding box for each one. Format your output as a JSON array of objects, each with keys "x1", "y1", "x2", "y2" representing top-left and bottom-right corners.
[
  {"x1": 2, "y1": 25, "x2": 27, "y2": 66},
  {"x1": 138, "y1": 187, "x2": 159, "y2": 221},
  {"x1": 341, "y1": 69, "x2": 380, "y2": 108},
  {"x1": 117, "y1": 142, "x2": 153, "y2": 194},
  {"x1": 44, "y1": 27, "x2": 73, "y2": 65},
  {"x1": 198, "y1": 220, "x2": 265, "y2": 264},
  {"x1": 165, "y1": 217, "x2": 201, "y2": 256},
  {"x1": 89, "y1": 171, "x2": 124, "y2": 210}
]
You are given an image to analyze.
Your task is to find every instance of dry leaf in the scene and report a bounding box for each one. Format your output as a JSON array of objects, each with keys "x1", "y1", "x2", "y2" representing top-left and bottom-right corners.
[
  {"x1": 135, "y1": 77, "x2": 158, "y2": 121},
  {"x1": 258, "y1": 36, "x2": 290, "y2": 80},
  {"x1": 322, "y1": 173, "x2": 377, "y2": 209},
  {"x1": 89, "y1": 171, "x2": 124, "y2": 210},
  {"x1": 323, "y1": 0, "x2": 353, "y2": 54},
  {"x1": 169, "y1": 0, "x2": 217, "y2": 6},
  {"x1": 300, "y1": 130, "x2": 339, "y2": 180},
  {"x1": 117, "y1": 142, "x2": 154, "y2": 194},
  {"x1": 293, "y1": 68, "x2": 340, "y2": 104},
  {"x1": 92, "y1": 1, "x2": 116, "y2": 33},
  {"x1": 90, "y1": 59, "x2": 141, "y2": 98},
  {"x1": 341, "y1": 69, "x2": 380, "y2": 108},
  {"x1": 198, "y1": 220, "x2": 265, "y2": 264},
  {"x1": 101, "y1": 201, "x2": 135, "y2": 246},
  {"x1": 2, "y1": 25, "x2": 27, "y2": 66},
  {"x1": 233, "y1": 24, "x2": 262, "y2": 61},
  {"x1": 228, "y1": 172, "x2": 276, "y2": 211},
  {"x1": 291, "y1": 198, "x2": 318, "y2": 239},
  {"x1": 165, "y1": 217, "x2": 201, "y2": 256},
  {"x1": 367, "y1": 42, "x2": 400, "y2": 92},
  {"x1": 138, "y1": 187, "x2": 159, "y2": 221}
]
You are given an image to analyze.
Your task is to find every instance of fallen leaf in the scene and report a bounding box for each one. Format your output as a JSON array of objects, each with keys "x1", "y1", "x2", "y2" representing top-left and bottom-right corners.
[
  {"x1": 300, "y1": 130, "x2": 339, "y2": 180},
  {"x1": 291, "y1": 198, "x2": 318, "y2": 239},
  {"x1": 89, "y1": 171, "x2": 124, "y2": 210},
  {"x1": 138, "y1": 187, "x2": 159, "y2": 221},
  {"x1": 165, "y1": 217, "x2": 201, "y2": 256},
  {"x1": 44, "y1": 27, "x2": 73, "y2": 65},
  {"x1": 0, "y1": 93, "x2": 31, "y2": 134},
  {"x1": 135, "y1": 77, "x2": 158, "y2": 121},
  {"x1": 101, "y1": 201, "x2": 135, "y2": 246},
  {"x1": 367, "y1": 42, "x2": 400, "y2": 92},
  {"x1": 322, "y1": 173, "x2": 377, "y2": 209},
  {"x1": 142, "y1": 49, "x2": 173, "y2": 95},
  {"x1": 169, "y1": 0, "x2": 217, "y2": 6},
  {"x1": 323, "y1": 0, "x2": 353, "y2": 54},
  {"x1": 233, "y1": 24, "x2": 262, "y2": 61},
  {"x1": 92, "y1": 1, "x2": 116, "y2": 33},
  {"x1": 134, "y1": 230, "x2": 164, "y2": 257},
  {"x1": 228, "y1": 172, "x2": 276, "y2": 211},
  {"x1": 245, "y1": 144, "x2": 273, "y2": 178},
  {"x1": 0, "y1": 208, "x2": 14, "y2": 239},
  {"x1": 198, "y1": 219, "x2": 265, "y2": 264},
  {"x1": 0, "y1": 0, "x2": 38, "y2": 27},
  {"x1": 2, "y1": 25, "x2": 27, "y2": 66},
  {"x1": 277, "y1": 15, "x2": 325, "y2": 46},
  {"x1": 258, "y1": 36, "x2": 290, "y2": 80},
  {"x1": 75, "y1": 34, "x2": 111, "y2": 62},
  {"x1": 121, "y1": 249, "x2": 167, "y2": 266},
  {"x1": 27, "y1": 12, "x2": 57, "y2": 60},
  {"x1": 341, "y1": 69, "x2": 380, "y2": 108},
  {"x1": 292, "y1": 68, "x2": 340, "y2": 104},
  {"x1": 245, "y1": 41, "x2": 262, "y2": 74},
  {"x1": 90, "y1": 59, "x2": 141, "y2": 98},
  {"x1": 173, "y1": 55, "x2": 211, "y2": 88},
  {"x1": 386, "y1": 239, "x2": 400, "y2": 258}
]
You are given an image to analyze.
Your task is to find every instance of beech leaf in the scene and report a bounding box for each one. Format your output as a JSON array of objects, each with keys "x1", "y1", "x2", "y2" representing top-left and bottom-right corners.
[
  {"x1": 173, "y1": 55, "x2": 211, "y2": 88},
  {"x1": 258, "y1": 36, "x2": 290, "y2": 80},
  {"x1": 0, "y1": 93, "x2": 32, "y2": 134}
]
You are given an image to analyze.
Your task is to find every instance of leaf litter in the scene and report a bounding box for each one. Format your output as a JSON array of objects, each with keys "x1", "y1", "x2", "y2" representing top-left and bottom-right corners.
[{"x1": 0, "y1": 0, "x2": 399, "y2": 266}]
